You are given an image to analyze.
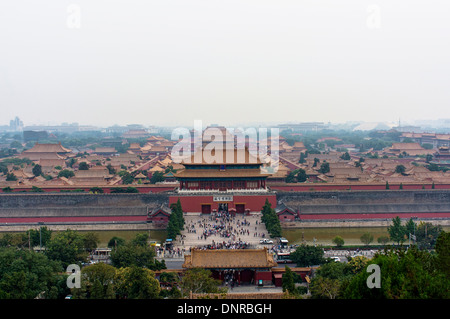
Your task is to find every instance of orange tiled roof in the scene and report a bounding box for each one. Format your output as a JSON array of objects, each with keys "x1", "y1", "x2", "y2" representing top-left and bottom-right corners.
[
  {"x1": 182, "y1": 148, "x2": 262, "y2": 165},
  {"x1": 182, "y1": 248, "x2": 277, "y2": 269},
  {"x1": 175, "y1": 168, "x2": 270, "y2": 178},
  {"x1": 23, "y1": 143, "x2": 71, "y2": 153},
  {"x1": 390, "y1": 143, "x2": 424, "y2": 150}
]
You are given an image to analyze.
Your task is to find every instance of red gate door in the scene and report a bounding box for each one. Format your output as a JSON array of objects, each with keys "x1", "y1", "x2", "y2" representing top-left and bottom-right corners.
[
  {"x1": 202, "y1": 204, "x2": 211, "y2": 214},
  {"x1": 236, "y1": 204, "x2": 245, "y2": 214}
]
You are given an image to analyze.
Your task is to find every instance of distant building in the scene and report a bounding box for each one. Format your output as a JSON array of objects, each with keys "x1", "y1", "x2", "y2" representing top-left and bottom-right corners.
[
  {"x1": 23, "y1": 124, "x2": 79, "y2": 134},
  {"x1": 9, "y1": 117, "x2": 23, "y2": 131},
  {"x1": 278, "y1": 122, "x2": 327, "y2": 132},
  {"x1": 147, "y1": 204, "x2": 172, "y2": 227},
  {"x1": 122, "y1": 129, "x2": 150, "y2": 139},
  {"x1": 386, "y1": 143, "x2": 434, "y2": 156},
  {"x1": 94, "y1": 147, "x2": 118, "y2": 156},
  {"x1": 400, "y1": 132, "x2": 450, "y2": 148},
  {"x1": 20, "y1": 142, "x2": 72, "y2": 161}
]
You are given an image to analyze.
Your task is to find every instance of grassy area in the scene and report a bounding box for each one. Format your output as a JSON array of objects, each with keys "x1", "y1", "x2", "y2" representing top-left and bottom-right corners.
[
  {"x1": 282, "y1": 226, "x2": 450, "y2": 247},
  {"x1": 76, "y1": 230, "x2": 168, "y2": 247}
]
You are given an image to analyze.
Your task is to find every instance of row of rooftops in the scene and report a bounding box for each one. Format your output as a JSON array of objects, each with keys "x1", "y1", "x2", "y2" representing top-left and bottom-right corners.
[{"x1": 3, "y1": 132, "x2": 450, "y2": 188}]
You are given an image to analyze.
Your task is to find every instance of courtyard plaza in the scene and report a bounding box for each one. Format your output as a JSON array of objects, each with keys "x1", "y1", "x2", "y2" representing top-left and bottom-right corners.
[
  {"x1": 180, "y1": 212, "x2": 271, "y2": 250},
  {"x1": 157, "y1": 212, "x2": 274, "y2": 258}
]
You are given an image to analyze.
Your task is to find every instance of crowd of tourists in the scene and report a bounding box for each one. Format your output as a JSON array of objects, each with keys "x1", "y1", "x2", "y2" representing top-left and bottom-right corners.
[
  {"x1": 186, "y1": 210, "x2": 264, "y2": 242},
  {"x1": 194, "y1": 240, "x2": 249, "y2": 250}
]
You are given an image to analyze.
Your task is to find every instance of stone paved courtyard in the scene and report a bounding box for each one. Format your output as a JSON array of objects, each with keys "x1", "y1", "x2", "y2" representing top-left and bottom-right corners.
[{"x1": 175, "y1": 213, "x2": 272, "y2": 250}]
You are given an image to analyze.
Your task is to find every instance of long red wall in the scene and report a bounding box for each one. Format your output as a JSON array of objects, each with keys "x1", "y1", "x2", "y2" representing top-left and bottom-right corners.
[
  {"x1": 270, "y1": 183, "x2": 450, "y2": 192},
  {"x1": 0, "y1": 185, "x2": 175, "y2": 193},
  {"x1": 299, "y1": 212, "x2": 450, "y2": 220},
  {"x1": 4, "y1": 183, "x2": 450, "y2": 194},
  {"x1": 0, "y1": 216, "x2": 147, "y2": 224}
]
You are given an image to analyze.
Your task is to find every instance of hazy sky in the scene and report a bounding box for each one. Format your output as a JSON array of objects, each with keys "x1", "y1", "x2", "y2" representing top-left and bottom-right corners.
[{"x1": 1, "y1": 0, "x2": 449, "y2": 128}]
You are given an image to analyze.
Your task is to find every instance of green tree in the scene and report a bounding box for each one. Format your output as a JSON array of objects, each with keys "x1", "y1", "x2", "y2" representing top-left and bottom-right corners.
[
  {"x1": 32, "y1": 164, "x2": 42, "y2": 177},
  {"x1": 89, "y1": 187, "x2": 104, "y2": 193},
  {"x1": 150, "y1": 171, "x2": 165, "y2": 184},
  {"x1": 121, "y1": 171, "x2": 134, "y2": 185},
  {"x1": 9, "y1": 140, "x2": 23, "y2": 149},
  {"x1": 0, "y1": 247, "x2": 65, "y2": 299},
  {"x1": 377, "y1": 236, "x2": 390, "y2": 246},
  {"x1": 45, "y1": 229, "x2": 89, "y2": 268},
  {"x1": 385, "y1": 181, "x2": 390, "y2": 189},
  {"x1": 180, "y1": 268, "x2": 224, "y2": 297},
  {"x1": 58, "y1": 169, "x2": 75, "y2": 178},
  {"x1": 296, "y1": 168, "x2": 308, "y2": 183},
  {"x1": 285, "y1": 170, "x2": 297, "y2": 183},
  {"x1": 309, "y1": 261, "x2": 351, "y2": 299},
  {"x1": 131, "y1": 233, "x2": 149, "y2": 247},
  {"x1": 110, "y1": 242, "x2": 165, "y2": 270},
  {"x1": 31, "y1": 186, "x2": 44, "y2": 192},
  {"x1": 405, "y1": 218, "x2": 416, "y2": 239},
  {"x1": 346, "y1": 255, "x2": 369, "y2": 274},
  {"x1": 290, "y1": 245, "x2": 326, "y2": 267},
  {"x1": 115, "y1": 266, "x2": 161, "y2": 299},
  {"x1": 340, "y1": 152, "x2": 350, "y2": 160},
  {"x1": 78, "y1": 162, "x2": 89, "y2": 170},
  {"x1": 313, "y1": 158, "x2": 320, "y2": 167},
  {"x1": 435, "y1": 231, "x2": 450, "y2": 277},
  {"x1": 26, "y1": 226, "x2": 52, "y2": 248},
  {"x1": 83, "y1": 232, "x2": 99, "y2": 253},
  {"x1": 319, "y1": 162, "x2": 330, "y2": 174},
  {"x1": 342, "y1": 246, "x2": 450, "y2": 299},
  {"x1": 360, "y1": 232, "x2": 374, "y2": 246},
  {"x1": 106, "y1": 163, "x2": 116, "y2": 175},
  {"x1": 281, "y1": 266, "x2": 297, "y2": 295},
  {"x1": 332, "y1": 236, "x2": 345, "y2": 248},
  {"x1": 72, "y1": 263, "x2": 117, "y2": 299},
  {"x1": 310, "y1": 277, "x2": 340, "y2": 299},
  {"x1": 260, "y1": 199, "x2": 281, "y2": 237},
  {"x1": 299, "y1": 152, "x2": 307, "y2": 164},
  {"x1": 6, "y1": 173, "x2": 17, "y2": 181},
  {"x1": 388, "y1": 216, "x2": 406, "y2": 245},
  {"x1": 167, "y1": 199, "x2": 185, "y2": 240},
  {"x1": 395, "y1": 164, "x2": 406, "y2": 175},
  {"x1": 107, "y1": 236, "x2": 126, "y2": 249},
  {"x1": 415, "y1": 221, "x2": 442, "y2": 250}
]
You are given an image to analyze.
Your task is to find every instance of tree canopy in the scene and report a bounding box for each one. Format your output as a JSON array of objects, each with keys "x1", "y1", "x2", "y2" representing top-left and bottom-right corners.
[{"x1": 260, "y1": 199, "x2": 281, "y2": 238}]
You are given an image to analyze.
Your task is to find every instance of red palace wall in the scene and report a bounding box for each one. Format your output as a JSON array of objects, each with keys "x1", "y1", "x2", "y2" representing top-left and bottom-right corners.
[
  {"x1": 1, "y1": 185, "x2": 176, "y2": 194},
  {"x1": 269, "y1": 183, "x2": 450, "y2": 192},
  {"x1": 169, "y1": 194, "x2": 277, "y2": 213},
  {"x1": 254, "y1": 271, "x2": 273, "y2": 284},
  {"x1": 299, "y1": 212, "x2": 450, "y2": 220}
]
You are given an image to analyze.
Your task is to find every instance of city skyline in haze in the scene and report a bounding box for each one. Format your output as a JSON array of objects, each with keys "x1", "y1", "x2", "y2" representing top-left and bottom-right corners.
[{"x1": 1, "y1": 1, "x2": 449, "y2": 128}]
